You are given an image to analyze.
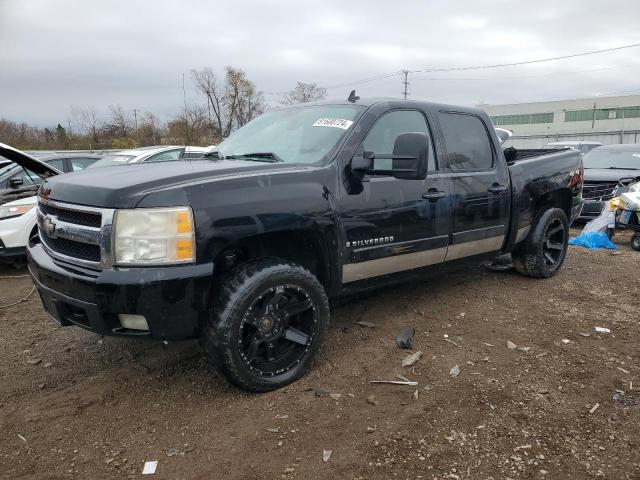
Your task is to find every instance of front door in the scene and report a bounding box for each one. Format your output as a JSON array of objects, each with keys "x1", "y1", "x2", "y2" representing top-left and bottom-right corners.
[
  {"x1": 436, "y1": 111, "x2": 510, "y2": 260},
  {"x1": 3, "y1": 167, "x2": 42, "y2": 203},
  {"x1": 339, "y1": 109, "x2": 451, "y2": 283}
]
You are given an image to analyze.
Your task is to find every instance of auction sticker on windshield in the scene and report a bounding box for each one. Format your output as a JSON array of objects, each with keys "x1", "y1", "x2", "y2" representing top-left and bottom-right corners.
[{"x1": 312, "y1": 118, "x2": 354, "y2": 130}]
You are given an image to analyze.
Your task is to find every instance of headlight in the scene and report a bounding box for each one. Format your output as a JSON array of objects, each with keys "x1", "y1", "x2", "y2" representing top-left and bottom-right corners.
[
  {"x1": 0, "y1": 203, "x2": 36, "y2": 220},
  {"x1": 113, "y1": 207, "x2": 195, "y2": 266}
]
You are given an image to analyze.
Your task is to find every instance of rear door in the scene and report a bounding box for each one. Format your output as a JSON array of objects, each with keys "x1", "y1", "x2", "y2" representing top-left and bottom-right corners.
[
  {"x1": 435, "y1": 111, "x2": 510, "y2": 260},
  {"x1": 339, "y1": 108, "x2": 451, "y2": 283}
]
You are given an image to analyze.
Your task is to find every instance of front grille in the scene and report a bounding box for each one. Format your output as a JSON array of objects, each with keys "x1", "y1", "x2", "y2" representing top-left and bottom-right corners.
[
  {"x1": 583, "y1": 182, "x2": 618, "y2": 201},
  {"x1": 39, "y1": 203, "x2": 102, "y2": 228},
  {"x1": 41, "y1": 235, "x2": 101, "y2": 262},
  {"x1": 37, "y1": 200, "x2": 113, "y2": 268}
]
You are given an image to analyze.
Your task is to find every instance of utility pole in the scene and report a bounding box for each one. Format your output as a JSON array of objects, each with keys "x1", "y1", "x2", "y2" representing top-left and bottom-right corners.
[
  {"x1": 182, "y1": 72, "x2": 189, "y2": 146},
  {"x1": 401, "y1": 69, "x2": 410, "y2": 99},
  {"x1": 132, "y1": 108, "x2": 139, "y2": 142}
]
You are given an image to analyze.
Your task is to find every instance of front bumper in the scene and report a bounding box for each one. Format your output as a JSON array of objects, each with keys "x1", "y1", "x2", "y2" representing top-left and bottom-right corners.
[
  {"x1": 0, "y1": 239, "x2": 26, "y2": 259},
  {"x1": 578, "y1": 200, "x2": 605, "y2": 221},
  {"x1": 27, "y1": 242, "x2": 213, "y2": 340}
]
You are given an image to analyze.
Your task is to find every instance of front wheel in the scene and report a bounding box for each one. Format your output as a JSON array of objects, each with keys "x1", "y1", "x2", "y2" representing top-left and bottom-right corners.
[
  {"x1": 512, "y1": 208, "x2": 569, "y2": 278},
  {"x1": 202, "y1": 258, "x2": 330, "y2": 392},
  {"x1": 632, "y1": 234, "x2": 640, "y2": 252}
]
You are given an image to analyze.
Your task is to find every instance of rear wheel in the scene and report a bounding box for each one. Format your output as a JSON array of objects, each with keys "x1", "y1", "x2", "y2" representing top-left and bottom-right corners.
[
  {"x1": 202, "y1": 258, "x2": 329, "y2": 392},
  {"x1": 632, "y1": 234, "x2": 640, "y2": 252},
  {"x1": 512, "y1": 208, "x2": 569, "y2": 278}
]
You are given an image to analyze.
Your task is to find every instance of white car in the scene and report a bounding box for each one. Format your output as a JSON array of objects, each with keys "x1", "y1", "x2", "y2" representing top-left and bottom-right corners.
[
  {"x1": 184, "y1": 145, "x2": 216, "y2": 158},
  {"x1": 87, "y1": 145, "x2": 187, "y2": 168},
  {"x1": 0, "y1": 195, "x2": 38, "y2": 261},
  {"x1": 0, "y1": 146, "x2": 62, "y2": 262},
  {"x1": 0, "y1": 145, "x2": 219, "y2": 261}
]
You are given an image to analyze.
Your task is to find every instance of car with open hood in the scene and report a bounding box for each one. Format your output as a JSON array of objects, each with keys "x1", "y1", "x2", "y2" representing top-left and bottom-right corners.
[{"x1": 0, "y1": 147, "x2": 61, "y2": 260}]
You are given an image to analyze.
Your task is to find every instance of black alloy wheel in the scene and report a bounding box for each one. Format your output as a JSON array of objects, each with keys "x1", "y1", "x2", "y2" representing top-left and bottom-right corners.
[
  {"x1": 542, "y1": 218, "x2": 566, "y2": 267},
  {"x1": 238, "y1": 284, "x2": 316, "y2": 377},
  {"x1": 202, "y1": 258, "x2": 330, "y2": 392},
  {"x1": 512, "y1": 207, "x2": 569, "y2": 278}
]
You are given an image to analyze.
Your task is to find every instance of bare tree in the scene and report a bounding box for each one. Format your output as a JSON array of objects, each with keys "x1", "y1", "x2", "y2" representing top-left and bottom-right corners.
[
  {"x1": 137, "y1": 111, "x2": 164, "y2": 146},
  {"x1": 281, "y1": 82, "x2": 327, "y2": 105},
  {"x1": 228, "y1": 67, "x2": 266, "y2": 128},
  {"x1": 67, "y1": 105, "x2": 100, "y2": 144},
  {"x1": 191, "y1": 66, "x2": 266, "y2": 141},
  {"x1": 103, "y1": 104, "x2": 133, "y2": 138},
  {"x1": 167, "y1": 105, "x2": 210, "y2": 146},
  {"x1": 191, "y1": 68, "x2": 224, "y2": 141}
]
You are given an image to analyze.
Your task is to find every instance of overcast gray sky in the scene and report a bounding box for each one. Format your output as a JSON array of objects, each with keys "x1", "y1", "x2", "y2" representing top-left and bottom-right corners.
[{"x1": 1, "y1": 0, "x2": 640, "y2": 126}]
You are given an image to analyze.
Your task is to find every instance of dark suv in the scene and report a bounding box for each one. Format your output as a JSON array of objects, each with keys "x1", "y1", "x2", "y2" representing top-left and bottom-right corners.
[{"x1": 579, "y1": 144, "x2": 640, "y2": 220}]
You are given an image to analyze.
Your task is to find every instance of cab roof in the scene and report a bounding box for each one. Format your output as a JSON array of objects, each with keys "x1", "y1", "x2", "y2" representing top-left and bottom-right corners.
[{"x1": 288, "y1": 97, "x2": 487, "y2": 117}]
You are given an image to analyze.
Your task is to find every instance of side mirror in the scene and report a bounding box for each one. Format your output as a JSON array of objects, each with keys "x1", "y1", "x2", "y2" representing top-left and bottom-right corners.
[
  {"x1": 391, "y1": 132, "x2": 428, "y2": 180},
  {"x1": 9, "y1": 177, "x2": 24, "y2": 188},
  {"x1": 350, "y1": 151, "x2": 375, "y2": 172}
]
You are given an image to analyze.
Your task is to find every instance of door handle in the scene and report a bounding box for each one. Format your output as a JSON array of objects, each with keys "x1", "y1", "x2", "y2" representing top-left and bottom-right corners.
[
  {"x1": 488, "y1": 184, "x2": 507, "y2": 194},
  {"x1": 422, "y1": 189, "x2": 446, "y2": 201}
]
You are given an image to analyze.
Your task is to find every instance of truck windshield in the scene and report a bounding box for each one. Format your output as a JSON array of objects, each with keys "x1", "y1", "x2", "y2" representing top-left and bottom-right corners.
[
  {"x1": 582, "y1": 148, "x2": 640, "y2": 170},
  {"x1": 215, "y1": 105, "x2": 364, "y2": 164}
]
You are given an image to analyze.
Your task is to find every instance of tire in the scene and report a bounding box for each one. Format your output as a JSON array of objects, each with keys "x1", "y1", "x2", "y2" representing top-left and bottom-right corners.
[
  {"x1": 632, "y1": 234, "x2": 640, "y2": 252},
  {"x1": 512, "y1": 208, "x2": 569, "y2": 278},
  {"x1": 202, "y1": 258, "x2": 330, "y2": 392}
]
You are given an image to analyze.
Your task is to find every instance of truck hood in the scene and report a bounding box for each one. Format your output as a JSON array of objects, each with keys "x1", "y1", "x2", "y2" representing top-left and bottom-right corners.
[
  {"x1": 40, "y1": 159, "x2": 311, "y2": 208},
  {"x1": 0, "y1": 143, "x2": 62, "y2": 178},
  {"x1": 584, "y1": 168, "x2": 640, "y2": 183}
]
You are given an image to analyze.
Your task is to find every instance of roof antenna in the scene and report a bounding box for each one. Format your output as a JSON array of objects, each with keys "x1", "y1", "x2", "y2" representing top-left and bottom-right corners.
[{"x1": 347, "y1": 90, "x2": 360, "y2": 103}]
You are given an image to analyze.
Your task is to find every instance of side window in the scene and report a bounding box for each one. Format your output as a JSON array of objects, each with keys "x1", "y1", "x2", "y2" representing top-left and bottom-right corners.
[
  {"x1": 361, "y1": 110, "x2": 436, "y2": 173},
  {"x1": 10, "y1": 168, "x2": 42, "y2": 187},
  {"x1": 46, "y1": 159, "x2": 65, "y2": 171},
  {"x1": 438, "y1": 112, "x2": 494, "y2": 170},
  {"x1": 70, "y1": 158, "x2": 97, "y2": 171},
  {"x1": 146, "y1": 149, "x2": 183, "y2": 162}
]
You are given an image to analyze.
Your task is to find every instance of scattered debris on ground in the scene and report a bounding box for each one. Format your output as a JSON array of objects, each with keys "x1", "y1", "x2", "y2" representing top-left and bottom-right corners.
[
  {"x1": 2, "y1": 233, "x2": 639, "y2": 479},
  {"x1": 395, "y1": 327, "x2": 415, "y2": 349},
  {"x1": 401, "y1": 350, "x2": 422, "y2": 367}
]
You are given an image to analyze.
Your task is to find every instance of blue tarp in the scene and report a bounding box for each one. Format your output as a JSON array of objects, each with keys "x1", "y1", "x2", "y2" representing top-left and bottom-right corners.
[{"x1": 569, "y1": 232, "x2": 617, "y2": 250}]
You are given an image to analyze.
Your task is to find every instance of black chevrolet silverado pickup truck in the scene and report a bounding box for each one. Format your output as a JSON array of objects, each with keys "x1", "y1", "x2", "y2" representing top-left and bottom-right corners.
[{"x1": 1, "y1": 98, "x2": 583, "y2": 392}]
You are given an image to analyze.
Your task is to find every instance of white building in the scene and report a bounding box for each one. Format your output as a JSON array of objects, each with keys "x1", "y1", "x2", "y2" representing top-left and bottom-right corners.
[{"x1": 479, "y1": 95, "x2": 640, "y2": 148}]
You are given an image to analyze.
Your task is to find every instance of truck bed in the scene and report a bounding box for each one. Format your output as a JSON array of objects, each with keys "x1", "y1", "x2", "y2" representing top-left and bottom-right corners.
[{"x1": 505, "y1": 147, "x2": 573, "y2": 166}]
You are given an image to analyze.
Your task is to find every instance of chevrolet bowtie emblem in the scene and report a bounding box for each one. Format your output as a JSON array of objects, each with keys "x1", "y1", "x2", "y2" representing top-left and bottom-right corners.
[{"x1": 42, "y1": 216, "x2": 57, "y2": 238}]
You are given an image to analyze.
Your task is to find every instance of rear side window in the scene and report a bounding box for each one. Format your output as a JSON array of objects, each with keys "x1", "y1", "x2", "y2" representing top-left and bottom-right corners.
[
  {"x1": 70, "y1": 158, "x2": 98, "y2": 171},
  {"x1": 438, "y1": 112, "x2": 494, "y2": 170},
  {"x1": 146, "y1": 149, "x2": 183, "y2": 162},
  {"x1": 46, "y1": 159, "x2": 65, "y2": 171}
]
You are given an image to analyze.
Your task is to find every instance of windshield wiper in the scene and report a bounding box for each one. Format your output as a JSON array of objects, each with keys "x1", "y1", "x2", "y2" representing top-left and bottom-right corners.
[{"x1": 225, "y1": 152, "x2": 285, "y2": 163}]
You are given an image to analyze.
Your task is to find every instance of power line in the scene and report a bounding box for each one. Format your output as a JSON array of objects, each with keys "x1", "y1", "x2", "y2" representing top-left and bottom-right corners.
[
  {"x1": 410, "y1": 62, "x2": 640, "y2": 82},
  {"x1": 247, "y1": 42, "x2": 640, "y2": 101},
  {"x1": 263, "y1": 71, "x2": 400, "y2": 96},
  {"x1": 411, "y1": 42, "x2": 640, "y2": 73}
]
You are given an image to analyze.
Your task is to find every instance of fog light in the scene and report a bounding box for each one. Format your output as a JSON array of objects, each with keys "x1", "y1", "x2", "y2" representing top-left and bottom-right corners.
[{"x1": 118, "y1": 314, "x2": 149, "y2": 331}]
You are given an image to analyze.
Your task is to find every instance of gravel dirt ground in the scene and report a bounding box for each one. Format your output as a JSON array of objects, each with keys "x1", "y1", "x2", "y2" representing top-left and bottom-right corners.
[{"x1": 1, "y1": 230, "x2": 639, "y2": 480}]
